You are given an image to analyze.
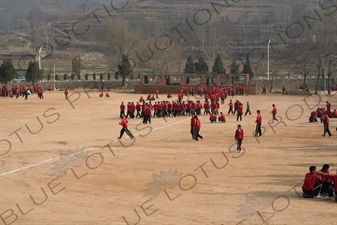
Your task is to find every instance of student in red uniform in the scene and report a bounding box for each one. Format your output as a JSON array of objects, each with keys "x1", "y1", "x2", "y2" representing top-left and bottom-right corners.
[
  {"x1": 322, "y1": 173, "x2": 337, "y2": 201},
  {"x1": 209, "y1": 113, "x2": 217, "y2": 123},
  {"x1": 167, "y1": 93, "x2": 172, "y2": 98},
  {"x1": 255, "y1": 110, "x2": 262, "y2": 136},
  {"x1": 262, "y1": 85, "x2": 266, "y2": 95},
  {"x1": 244, "y1": 102, "x2": 251, "y2": 116},
  {"x1": 282, "y1": 85, "x2": 286, "y2": 94},
  {"x1": 105, "y1": 93, "x2": 110, "y2": 97},
  {"x1": 302, "y1": 166, "x2": 323, "y2": 198},
  {"x1": 218, "y1": 112, "x2": 226, "y2": 122},
  {"x1": 64, "y1": 88, "x2": 69, "y2": 100},
  {"x1": 99, "y1": 92, "x2": 104, "y2": 97},
  {"x1": 322, "y1": 112, "x2": 332, "y2": 137},
  {"x1": 190, "y1": 114, "x2": 196, "y2": 141},
  {"x1": 326, "y1": 101, "x2": 331, "y2": 112},
  {"x1": 235, "y1": 124, "x2": 244, "y2": 152},
  {"x1": 117, "y1": 116, "x2": 134, "y2": 139},
  {"x1": 107, "y1": 83, "x2": 111, "y2": 92},
  {"x1": 120, "y1": 102, "x2": 126, "y2": 118},
  {"x1": 193, "y1": 115, "x2": 203, "y2": 142},
  {"x1": 270, "y1": 104, "x2": 279, "y2": 123},
  {"x1": 236, "y1": 102, "x2": 243, "y2": 121},
  {"x1": 228, "y1": 100, "x2": 234, "y2": 114},
  {"x1": 319, "y1": 164, "x2": 334, "y2": 199},
  {"x1": 155, "y1": 89, "x2": 159, "y2": 99}
]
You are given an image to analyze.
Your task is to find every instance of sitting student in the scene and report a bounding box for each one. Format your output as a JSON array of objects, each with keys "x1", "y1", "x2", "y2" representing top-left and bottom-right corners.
[
  {"x1": 167, "y1": 93, "x2": 172, "y2": 98},
  {"x1": 321, "y1": 172, "x2": 337, "y2": 201},
  {"x1": 105, "y1": 93, "x2": 110, "y2": 98},
  {"x1": 302, "y1": 166, "x2": 323, "y2": 198},
  {"x1": 9, "y1": 91, "x2": 13, "y2": 98},
  {"x1": 99, "y1": 92, "x2": 104, "y2": 97},
  {"x1": 209, "y1": 113, "x2": 217, "y2": 123},
  {"x1": 218, "y1": 112, "x2": 226, "y2": 122},
  {"x1": 319, "y1": 164, "x2": 334, "y2": 200},
  {"x1": 309, "y1": 111, "x2": 317, "y2": 123}
]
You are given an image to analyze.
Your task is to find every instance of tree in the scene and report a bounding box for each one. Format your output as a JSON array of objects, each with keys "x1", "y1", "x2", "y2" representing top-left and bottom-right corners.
[
  {"x1": 107, "y1": 73, "x2": 111, "y2": 80},
  {"x1": 70, "y1": 73, "x2": 75, "y2": 80},
  {"x1": 118, "y1": 55, "x2": 133, "y2": 86},
  {"x1": 184, "y1": 55, "x2": 195, "y2": 74},
  {"x1": 72, "y1": 56, "x2": 81, "y2": 76},
  {"x1": 229, "y1": 60, "x2": 240, "y2": 74},
  {"x1": 0, "y1": 59, "x2": 17, "y2": 85},
  {"x1": 100, "y1": 18, "x2": 142, "y2": 69},
  {"x1": 242, "y1": 58, "x2": 254, "y2": 80},
  {"x1": 100, "y1": 73, "x2": 103, "y2": 80},
  {"x1": 55, "y1": 74, "x2": 59, "y2": 80},
  {"x1": 212, "y1": 55, "x2": 225, "y2": 74},
  {"x1": 25, "y1": 61, "x2": 43, "y2": 85},
  {"x1": 63, "y1": 74, "x2": 67, "y2": 81},
  {"x1": 85, "y1": 73, "x2": 88, "y2": 80},
  {"x1": 195, "y1": 57, "x2": 209, "y2": 74},
  {"x1": 93, "y1": 72, "x2": 96, "y2": 80},
  {"x1": 77, "y1": 74, "x2": 81, "y2": 80}
]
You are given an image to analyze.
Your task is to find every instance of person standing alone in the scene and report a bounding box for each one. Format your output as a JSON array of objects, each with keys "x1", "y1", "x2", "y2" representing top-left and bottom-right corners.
[
  {"x1": 322, "y1": 112, "x2": 332, "y2": 137},
  {"x1": 270, "y1": 104, "x2": 279, "y2": 123},
  {"x1": 193, "y1": 115, "x2": 203, "y2": 142},
  {"x1": 235, "y1": 124, "x2": 244, "y2": 152},
  {"x1": 255, "y1": 110, "x2": 262, "y2": 137}
]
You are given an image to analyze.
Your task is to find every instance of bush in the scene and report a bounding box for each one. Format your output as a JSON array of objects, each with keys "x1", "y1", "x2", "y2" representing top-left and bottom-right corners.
[
  {"x1": 55, "y1": 74, "x2": 59, "y2": 80},
  {"x1": 107, "y1": 73, "x2": 111, "y2": 80},
  {"x1": 77, "y1": 74, "x2": 81, "y2": 80},
  {"x1": 85, "y1": 73, "x2": 88, "y2": 80},
  {"x1": 70, "y1": 73, "x2": 75, "y2": 80},
  {"x1": 63, "y1": 74, "x2": 67, "y2": 80},
  {"x1": 115, "y1": 72, "x2": 119, "y2": 80}
]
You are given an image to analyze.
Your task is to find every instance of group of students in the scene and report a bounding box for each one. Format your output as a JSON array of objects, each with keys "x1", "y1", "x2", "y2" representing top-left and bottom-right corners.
[
  {"x1": 1, "y1": 84, "x2": 52, "y2": 100},
  {"x1": 302, "y1": 164, "x2": 337, "y2": 201}
]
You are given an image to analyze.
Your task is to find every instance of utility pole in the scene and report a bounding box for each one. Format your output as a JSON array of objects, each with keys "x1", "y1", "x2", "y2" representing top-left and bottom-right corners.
[
  {"x1": 38, "y1": 45, "x2": 43, "y2": 69},
  {"x1": 53, "y1": 46, "x2": 56, "y2": 91},
  {"x1": 267, "y1": 38, "x2": 271, "y2": 80}
]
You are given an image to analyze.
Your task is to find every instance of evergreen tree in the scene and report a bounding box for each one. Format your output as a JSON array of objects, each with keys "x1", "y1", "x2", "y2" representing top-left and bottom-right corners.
[
  {"x1": 93, "y1": 72, "x2": 96, "y2": 80},
  {"x1": 55, "y1": 74, "x2": 59, "y2": 80},
  {"x1": 85, "y1": 73, "x2": 88, "y2": 80},
  {"x1": 77, "y1": 74, "x2": 81, "y2": 80},
  {"x1": 195, "y1": 57, "x2": 209, "y2": 73},
  {"x1": 107, "y1": 72, "x2": 111, "y2": 80},
  {"x1": 25, "y1": 61, "x2": 43, "y2": 85},
  {"x1": 229, "y1": 60, "x2": 240, "y2": 74},
  {"x1": 70, "y1": 73, "x2": 75, "y2": 80},
  {"x1": 184, "y1": 55, "x2": 195, "y2": 74},
  {"x1": 212, "y1": 54, "x2": 225, "y2": 74},
  {"x1": 63, "y1": 74, "x2": 68, "y2": 80},
  {"x1": 0, "y1": 59, "x2": 18, "y2": 85},
  {"x1": 72, "y1": 56, "x2": 81, "y2": 76},
  {"x1": 118, "y1": 55, "x2": 133, "y2": 86},
  {"x1": 100, "y1": 73, "x2": 103, "y2": 80},
  {"x1": 242, "y1": 58, "x2": 254, "y2": 79},
  {"x1": 47, "y1": 74, "x2": 51, "y2": 81}
]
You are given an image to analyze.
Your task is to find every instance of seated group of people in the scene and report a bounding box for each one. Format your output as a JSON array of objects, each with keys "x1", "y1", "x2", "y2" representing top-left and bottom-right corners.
[
  {"x1": 302, "y1": 164, "x2": 336, "y2": 201},
  {"x1": 209, "y1": 112, "x2": 226, "y2": 123},
  {"x1": 309, "y1": 107, "x2": 337, "y2": 123}
]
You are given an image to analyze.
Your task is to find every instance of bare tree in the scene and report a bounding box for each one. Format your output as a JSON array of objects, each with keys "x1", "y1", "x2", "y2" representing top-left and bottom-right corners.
[{"x1": 193, "y1": 19, "x2": 228, "y2": 72}]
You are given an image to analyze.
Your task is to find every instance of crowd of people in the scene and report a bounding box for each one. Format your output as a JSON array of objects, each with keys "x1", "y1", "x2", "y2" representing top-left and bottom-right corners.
[{"x1": 0, "y1": 84, "x2": 52, "y2": 100}]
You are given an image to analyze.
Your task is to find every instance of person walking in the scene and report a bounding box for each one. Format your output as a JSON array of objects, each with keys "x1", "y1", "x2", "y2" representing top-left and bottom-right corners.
[
  {"x1": 235, "y1": 124, "x2": 244, "y2": 152},
  {"x1": 244, "y1": 102, "x2": 251, "y2": 116},
  {"x1": 322, "y1": 112, "x2": 332, "y2": 137},
  {"x1": 117, "y1": 116, "x2": 134, "y2": 139},
  {"x1": 262, "y1": 85, "x2": 266, "y2": 95},
  {"x1": 193, "y1": 115, "x2": 203, "y2": 142},
  {"x1": 270, "y1": 104, "x2": 279, "y2": 123},
  {"x1": 255, "y1": 110, "x2": 262, "y2": 137}
]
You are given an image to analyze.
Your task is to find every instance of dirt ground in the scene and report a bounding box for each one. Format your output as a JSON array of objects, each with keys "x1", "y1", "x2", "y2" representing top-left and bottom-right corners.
[{"x1": 0, "y1": 89, "x2": 336, "y2": 225}]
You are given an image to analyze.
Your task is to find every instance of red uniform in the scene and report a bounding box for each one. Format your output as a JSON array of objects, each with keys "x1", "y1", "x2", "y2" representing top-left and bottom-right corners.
[
  {"x1": 302, "y1": 172, "x2": 322, "y2": 191},
  {"x1": 235, "y1": 128, "x2": 244, "y2": 140}
]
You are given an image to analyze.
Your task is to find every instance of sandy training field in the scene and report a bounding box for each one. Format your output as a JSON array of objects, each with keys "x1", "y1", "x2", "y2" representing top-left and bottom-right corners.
[{"x1": 0, "y1": 89, "x2": 336, "y2": 225}]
